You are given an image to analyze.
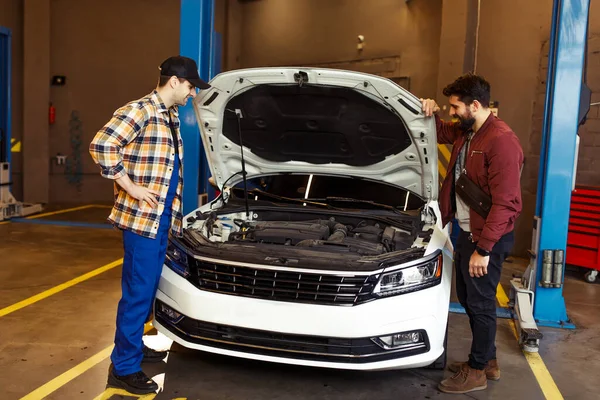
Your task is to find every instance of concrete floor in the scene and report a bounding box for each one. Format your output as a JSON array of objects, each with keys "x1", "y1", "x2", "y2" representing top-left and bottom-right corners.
[{"x1": 1, "y1": 205, "x2": 599, "y2": 399}]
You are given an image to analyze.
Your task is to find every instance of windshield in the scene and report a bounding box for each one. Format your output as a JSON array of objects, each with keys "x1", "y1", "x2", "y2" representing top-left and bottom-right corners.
[{"x1": 229, "y1": 174, "x2": 425, "y2": 211}]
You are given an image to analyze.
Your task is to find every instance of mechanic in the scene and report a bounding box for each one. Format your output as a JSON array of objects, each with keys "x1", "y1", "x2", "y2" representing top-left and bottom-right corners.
[
  {"x1": 421, "y1": 73, "x2": 523, "y2": 394},
  {"x1": 89, "y1": 56, "x2": 210, "y2": 395}
]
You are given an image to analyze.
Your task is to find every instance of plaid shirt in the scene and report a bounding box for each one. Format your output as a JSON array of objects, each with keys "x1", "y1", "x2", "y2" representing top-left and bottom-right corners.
[{"x1": 90, "y1": 90, "x2": 184, "y2": 239}]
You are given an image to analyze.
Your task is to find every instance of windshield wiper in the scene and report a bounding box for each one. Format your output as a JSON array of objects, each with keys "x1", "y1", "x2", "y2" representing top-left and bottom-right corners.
[
  {"x1": 312, "y1": 197, "x2": 410, "y2": 215},
  {"x1": 234, "y1": 188, "x2": 342, "y2": 210}
]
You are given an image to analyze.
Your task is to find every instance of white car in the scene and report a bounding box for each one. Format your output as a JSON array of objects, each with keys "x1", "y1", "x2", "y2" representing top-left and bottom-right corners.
[{"x1": 154, "y1": 68, "x2": 453, "y2": 371}]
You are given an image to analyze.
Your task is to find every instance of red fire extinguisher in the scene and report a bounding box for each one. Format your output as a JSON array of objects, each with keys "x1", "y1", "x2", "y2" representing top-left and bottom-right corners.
[{"x1": 49, "y1": 102, "x2": 56, "y2": 125}]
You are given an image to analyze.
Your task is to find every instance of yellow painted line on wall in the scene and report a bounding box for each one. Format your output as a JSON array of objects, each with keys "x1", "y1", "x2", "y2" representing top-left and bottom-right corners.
[
  {"x1": 496, "y1": 284, "x2": 564, "y2": 400},
  {"x1": 11, "y1": 137, "x2": 21, "y2": 152},
  {"x1": 437, "y1": 144, "x2": 450, "y2": 180},
  {"x1": 20, "y1": 324, "x2": 153, "y2": 400},
  {"x1": 438, "y1": 144, "x2": 451, "y2": 163},
  {"x1": 438, "y1": 160, "x2": 447, "y2": 179},
  {"x1": 496, "y1": 283, "x2": 510, "y2": 307},
  {"x1": 0, "y1": 258, "x2": 123, "y2": 318}
]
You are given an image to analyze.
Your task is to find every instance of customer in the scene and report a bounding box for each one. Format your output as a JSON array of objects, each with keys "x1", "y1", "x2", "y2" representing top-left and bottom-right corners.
[{"x1": 421, "y1": 73, "x2": 523, "y2": 394}]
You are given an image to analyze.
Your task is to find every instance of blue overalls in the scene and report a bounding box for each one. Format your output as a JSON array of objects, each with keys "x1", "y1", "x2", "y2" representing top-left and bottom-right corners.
[{"x1": 111, "y1": 155, "x2": 180, "y2": 376}]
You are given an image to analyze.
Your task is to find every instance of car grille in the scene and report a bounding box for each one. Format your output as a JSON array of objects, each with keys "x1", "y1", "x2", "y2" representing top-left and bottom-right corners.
[
  {"x1": 190, "y1": 259, "x2": 378, "y2": 306},
  {"x1": 155, "y1": 300, "x2": 430, "y2": 364}
]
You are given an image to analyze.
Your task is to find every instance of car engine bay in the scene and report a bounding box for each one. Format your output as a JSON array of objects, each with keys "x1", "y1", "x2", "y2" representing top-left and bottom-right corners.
[{"x1": 186, "y1": 208, "x2": 430, "y2": 257}]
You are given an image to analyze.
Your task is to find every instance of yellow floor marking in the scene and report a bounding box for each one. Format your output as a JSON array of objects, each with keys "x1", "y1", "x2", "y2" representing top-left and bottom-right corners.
[
  {"x1": 20, "y1": 324, "x2": 153, "y2": 400},
  {"x1": 25, "y1": 204, "x2": 99, "y2": 220},
  {"x1": 93, "y1": 390, "x2": 187, "y2": 400},
  {"x1": 0, "y1": 259, "x2": 123, "y2": 318},
  {"x1": 1, "y1": 204, "x2": 110, "y2": 225},
  {"x1": 496, "y1": 284, "x2": 564, "y2": 400},
  {"x1": 93, "y1": 388, "x2": 159, "y2": 400},
  {"x1": 522, "y1": 352, "x2": 564, "y2": 400}
]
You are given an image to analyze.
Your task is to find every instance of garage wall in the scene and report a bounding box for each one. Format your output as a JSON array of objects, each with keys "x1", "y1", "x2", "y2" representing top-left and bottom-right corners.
[
  {"x1": 48, "y1": 0, "x2": 180, "y2": 203},
  {"x1": 225, "y1": 0, "x2": 243, "y2": 71},
  {"x1": 474, "y1": 0, "x2": 600, "y2": 256},
  {"x1": 435, "y1": 0, "x2": 470, "y2": 101},
  {"x1": 234, "y1": 0, "x2": 443, "y2": 98},
  {"x1": 526, "y1": 34, "x2": 600, "y2": 200},
  {"x1": 0, "y1": 0, "x2": 24, "y2": 200},
  {"x1": 576, "y1": 33, "x2": 600, "y2": 185}
]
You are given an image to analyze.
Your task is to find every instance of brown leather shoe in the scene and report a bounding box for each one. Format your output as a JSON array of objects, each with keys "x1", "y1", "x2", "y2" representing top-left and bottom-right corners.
[
  {"x1": 438, "y1": 364, "x2": 487, "y2": 394},
  {"x1": 448, "y1": 359, "x2": 501, "y2": 381}
]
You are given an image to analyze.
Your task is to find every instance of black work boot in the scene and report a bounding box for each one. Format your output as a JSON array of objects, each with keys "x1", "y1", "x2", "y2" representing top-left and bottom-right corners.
[
  {"x1": 107, "y1": 365, "x2": 158, "y2": 395},
  {"x1": 142, "y1": 345, "x2": 168, "y2": 363}
]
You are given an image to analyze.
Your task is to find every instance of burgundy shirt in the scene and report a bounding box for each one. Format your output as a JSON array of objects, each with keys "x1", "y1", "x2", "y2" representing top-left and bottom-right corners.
[{"x1": 436, "y1": 113, "x2": 524, "y2": 252}]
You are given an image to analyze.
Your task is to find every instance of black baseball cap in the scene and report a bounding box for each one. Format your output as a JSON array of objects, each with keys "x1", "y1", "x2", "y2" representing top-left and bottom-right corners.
[{"x1": 159, "y1": 56, "x2": 211, "y2": 90}]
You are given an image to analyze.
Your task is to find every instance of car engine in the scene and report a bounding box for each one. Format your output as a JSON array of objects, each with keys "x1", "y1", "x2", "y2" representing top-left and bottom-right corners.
[{"x1": 189, "y1": 212, "x2": 417, "y2": 256}]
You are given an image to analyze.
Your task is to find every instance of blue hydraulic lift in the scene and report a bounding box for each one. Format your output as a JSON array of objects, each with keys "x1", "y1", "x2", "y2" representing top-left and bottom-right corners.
[
  {"x1": 530, "y1": 0, "x2": 591, "y2": 328},
  {"x1": 0, "y1": 26, "x2": 43, "y2": 221},
  {"x1": 0, "y1": 26, "x2": 11, "y2": 170},
  {"x1": 178, "y1": 0, "x2": 592, "y2": 351},
  {"x1": 179, "y1": 0, "x2": 220, "y2": 216},
  {"x1": 0, "y1": 26, "x2": 21, "y2": 221},
  {"x1": 510, "y1": 0, "x2": 591, "y2": 352}
]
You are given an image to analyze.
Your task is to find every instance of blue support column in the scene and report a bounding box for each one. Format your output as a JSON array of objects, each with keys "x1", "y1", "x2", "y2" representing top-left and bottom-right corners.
[
  {"x1": 179, "y1": 0, "x2": 218, "y2": 215},
  {"x1": 0, "y1": 26, "x2": 12, "y2": 167},
  {"x1": 533, "y1": 0, "x2": 590, "y2": 328}
]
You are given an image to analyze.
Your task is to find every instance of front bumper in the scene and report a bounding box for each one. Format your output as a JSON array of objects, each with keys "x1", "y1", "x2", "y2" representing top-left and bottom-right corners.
[{"x1": 155, "y1": 261, "x2": 451, "y2": 371}]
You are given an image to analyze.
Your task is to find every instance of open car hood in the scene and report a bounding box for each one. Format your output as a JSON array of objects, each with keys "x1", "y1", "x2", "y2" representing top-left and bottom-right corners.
[{"x1": 192, "y1": 68, "x2": 438, "y2": 200}]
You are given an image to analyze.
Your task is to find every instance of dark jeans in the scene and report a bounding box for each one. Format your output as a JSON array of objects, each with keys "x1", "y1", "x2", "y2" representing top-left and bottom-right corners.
[{"x1": 455, "y1": 229, "x2": 514, "y2": 370}]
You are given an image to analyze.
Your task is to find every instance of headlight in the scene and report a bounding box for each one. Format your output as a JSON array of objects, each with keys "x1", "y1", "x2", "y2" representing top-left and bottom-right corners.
[
  {"x1": 165, "y1": 240, "x2": 191, "y2": 278},
  {"x1": 372, "y1": 251, "x2": 443, "y2": 297}
]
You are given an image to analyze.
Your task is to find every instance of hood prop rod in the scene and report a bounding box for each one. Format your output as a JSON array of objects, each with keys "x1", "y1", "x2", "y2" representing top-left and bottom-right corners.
[{"x1": 233, "y1": 108, "x2": 250, "y2": 218}]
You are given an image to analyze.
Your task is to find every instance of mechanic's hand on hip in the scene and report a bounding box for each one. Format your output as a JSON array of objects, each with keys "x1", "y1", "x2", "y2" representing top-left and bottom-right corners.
[
  {"x1": 420, "y1": 98, "x2": 440, "y2": 117},
  {"x1": 129, "y1": 184, "x2": 160, "y2": 208},
  {"x1": 116, "y1": 174, "x2": 160, "y2": 208},
  {"x1": 469, "y1": 252, "x2": 490, "y2": 278}
]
